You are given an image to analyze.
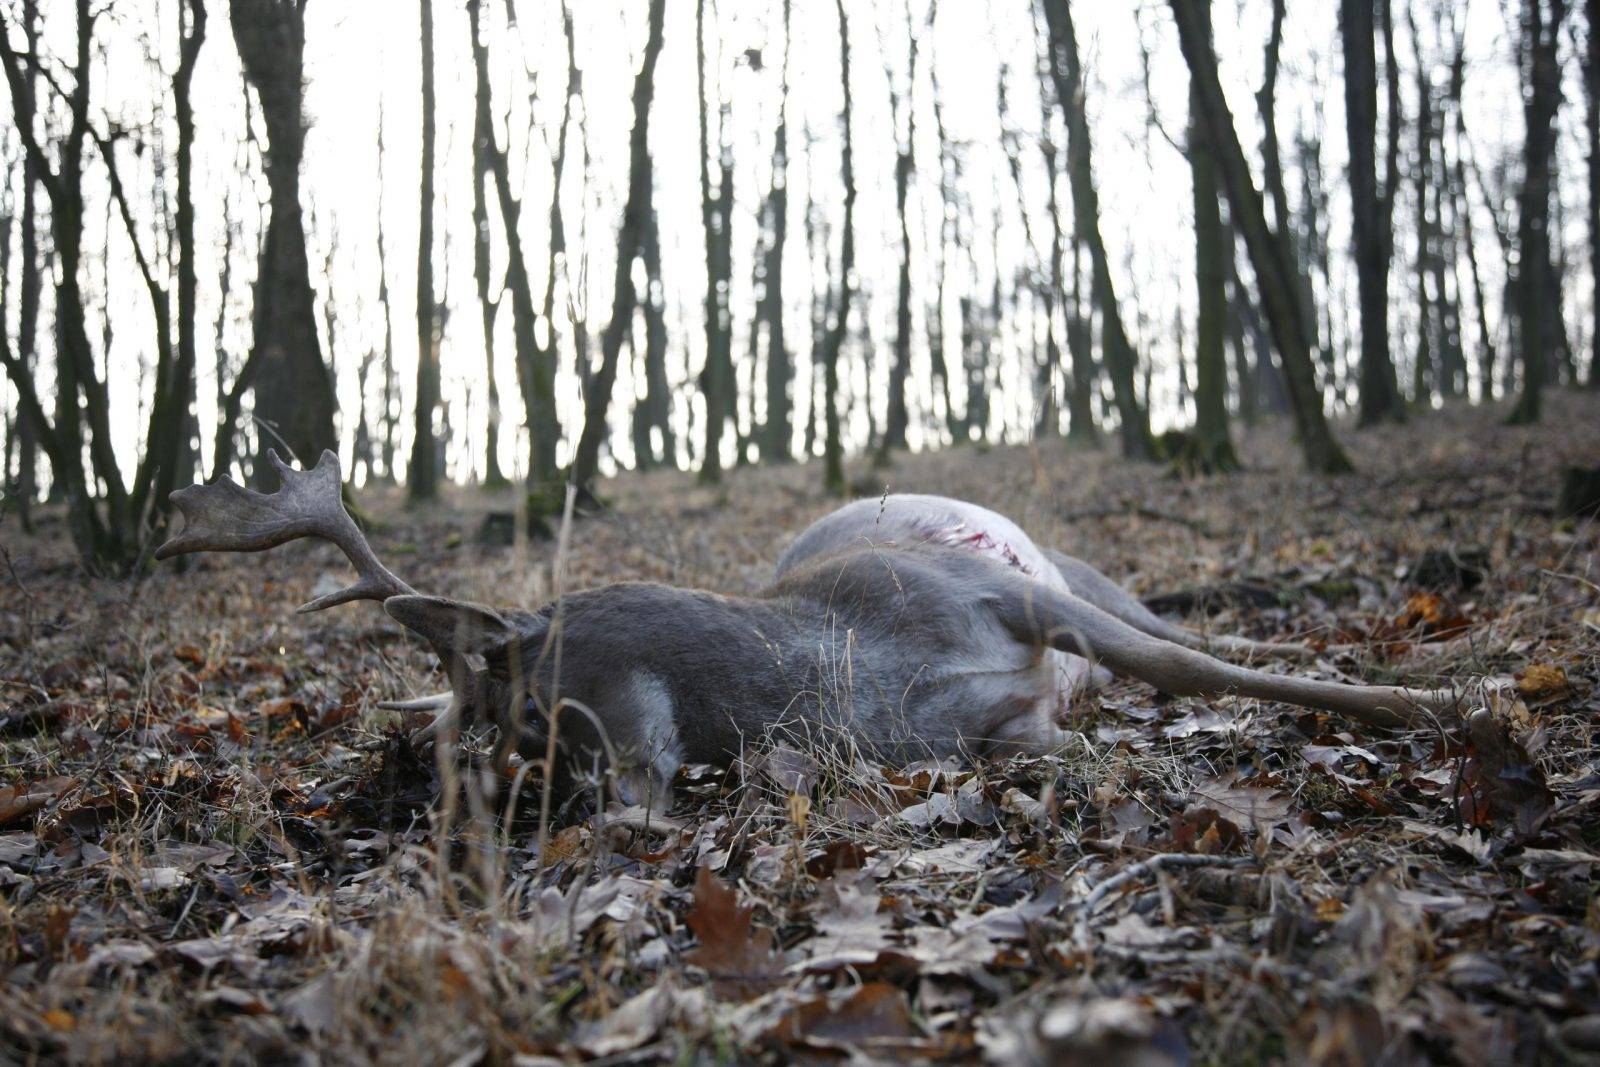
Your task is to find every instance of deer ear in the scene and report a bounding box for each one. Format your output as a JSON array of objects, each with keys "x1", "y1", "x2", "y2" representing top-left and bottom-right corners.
[{"x1": 384, "y1": 594, "x2": 519, "y2": 660}]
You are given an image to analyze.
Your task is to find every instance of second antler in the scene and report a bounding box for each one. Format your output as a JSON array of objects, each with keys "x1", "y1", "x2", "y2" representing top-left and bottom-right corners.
[{"x1": 156, "y1": 449, "x2": 417, "y2": 613}]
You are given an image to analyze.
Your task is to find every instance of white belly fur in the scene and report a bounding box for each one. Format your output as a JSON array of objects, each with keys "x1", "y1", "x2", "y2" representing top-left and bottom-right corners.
[{"x1": 880, "y1": 496, "x2": 1098, "y2": 708}]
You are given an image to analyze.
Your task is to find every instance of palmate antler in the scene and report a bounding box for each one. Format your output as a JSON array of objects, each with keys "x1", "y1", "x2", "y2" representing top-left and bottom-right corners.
[
  {"x1": 158, "y1": 450, "x2": 533, "y2": 746},
  {"x1": 156, "y1": 449, "x2": 417, "y2": 612}
]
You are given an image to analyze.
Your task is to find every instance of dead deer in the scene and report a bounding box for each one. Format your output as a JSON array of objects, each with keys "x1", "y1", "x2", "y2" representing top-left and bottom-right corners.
[{"x1": 157, "y1": 450, "x2": 1461, "y2": 806}]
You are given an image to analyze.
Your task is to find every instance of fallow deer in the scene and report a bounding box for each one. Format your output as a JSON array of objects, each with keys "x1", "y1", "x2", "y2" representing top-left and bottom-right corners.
[{"x1": 157, "y1": 450, "x2": 1461, "y2": 806}]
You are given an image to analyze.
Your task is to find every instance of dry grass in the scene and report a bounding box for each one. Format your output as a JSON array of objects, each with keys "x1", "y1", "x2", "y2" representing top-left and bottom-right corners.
[{"x1": 2, "y1": 393, "x2": 1599, "y2": 1064}]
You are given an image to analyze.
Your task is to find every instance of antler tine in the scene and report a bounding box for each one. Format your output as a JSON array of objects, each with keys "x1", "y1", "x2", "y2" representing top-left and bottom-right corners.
[{"x1": 156, "y1": 449, "x2": 417, "y2": 613}]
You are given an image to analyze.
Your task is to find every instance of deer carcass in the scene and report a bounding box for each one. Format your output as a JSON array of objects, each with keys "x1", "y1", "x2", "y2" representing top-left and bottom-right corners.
[{"x1": 158, "y1": 451, "x2": 1460, "y2": 806}]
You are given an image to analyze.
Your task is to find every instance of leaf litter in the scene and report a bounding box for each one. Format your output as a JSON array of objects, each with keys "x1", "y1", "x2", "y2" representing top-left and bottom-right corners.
[{"x1": 1, "y1": 397, "x2": 1599, "y2": 1062}]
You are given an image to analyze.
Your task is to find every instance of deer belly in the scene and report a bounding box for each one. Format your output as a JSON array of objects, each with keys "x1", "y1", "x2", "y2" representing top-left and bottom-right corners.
[
  {"x1": 896, "y1": 497, "x2": 1097, "y2": 710},
  {"x1": 905, "y1": 498, "x2": 1061, "y2": 588}
]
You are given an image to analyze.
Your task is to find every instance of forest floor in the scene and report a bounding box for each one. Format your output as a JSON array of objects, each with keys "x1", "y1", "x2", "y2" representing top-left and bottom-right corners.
[{"x1": 2, "y1": 393, "x2": 1600, "y2": 1065}]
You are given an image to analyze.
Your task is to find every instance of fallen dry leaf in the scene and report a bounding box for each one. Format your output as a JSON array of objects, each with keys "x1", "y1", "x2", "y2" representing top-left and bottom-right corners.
[
  {"x1": 1516, "y1": 662, "x2": 1574, "y2": 701},
  {"x1": 770, "y1": 982, "x2": 917, "y2": 1052},
  {"x1": 1191, "y1": 773, "x2": 1293, "y2": 832},
  {"x1": 684, "y1": 867, "x2": 784, "y2": 1000},
  {"x1": 0, "y1": 776, "x2": 78, "y2": 828}
]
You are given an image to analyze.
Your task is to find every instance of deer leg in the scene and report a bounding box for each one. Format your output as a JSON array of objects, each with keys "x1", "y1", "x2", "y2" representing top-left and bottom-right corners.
[
  {"x1": 981, "y1": 705, "x2": 1072, "y2": 759},
  {"x1": 1045, "y1": 549, "x2": 1314, "y2": 662},
  {"x1": 993, "y1": 573, "x2": 1460, "y2": 730}
]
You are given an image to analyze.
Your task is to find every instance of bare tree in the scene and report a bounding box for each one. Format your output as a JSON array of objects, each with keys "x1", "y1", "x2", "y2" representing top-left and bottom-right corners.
[
  {"x1": 1178, "y1": 0, "x2": 1238, "y2": 473},
  {"x1": 0, "y1": 0, "x2": 128, "y2": 563},
  {"x1": 1043, "y1": 39, "x2": 1094, "y2": 444},
  {"x1": 571, "y1": 0, "x2": 668, "y2": 492},
  {"x1": 819, "y1": 0, "x2": 857, "y2": 495},
  {"x1": 1425, "y1": 6, "x2": 1468, "y2": 398},
  {"x1": 696, "y1": 0, "x2": 736, "y2": 483},
  {"x1": 408, "y1": 0, "x2": 440, "y2": 500},
  {"x1": 998, "y1": 59, "x2": 1050, "y2": 437},
  {"x1": 1342, "y1": 0, "x2": 1408, "y2": 424},
  {"x1": 926, "y1": 26, "x2": 959, "y2": 441},
  {"x1": 227, "y1": 0, "x2": 338, "y2": 480},
  {"x1": 375, "y1": 100, "x2": 400, "y2": 482},
  {"x1": 1443, "y1": 27, "x2": 1498, "y2": 398},
  {"x1": 139, "y1": 0, "x2": 207, "y2": 512},
  {"x1": 759, "y1": 0, "x2": 794, "y2": 463},
  {"x1": 466, "y1": 0, "x2": 507, "y2": 488},
  {"x1": 0, "y1": 0, "x2": 212, "y2": 565},
  {"x1": 1409, "y1": 3, "x2": 1437, "y2": 402},
  {"x1": 1038, "y1": 0, "x2": 1154, "y2": 460},
  {"x1": 1257, "y1": 0, "x2": 1320, "y2": 394},
  {"x1": 1508, "y1": 0, "x2": 1569, "y2": 423},
  {"x1": 632, "y1": 198, "x2": 675, "y2": 470},
  {"x1": 10, "y1": 0, "x2": 41, "y2": 529},
  {"x1": 484, "y1": 6, "x2": 563, "y2": 488},
  {"x1": 1169, "y1": 0, "x2": 1354, "y2": 473},
  {"x1": 1586, "y1": 0, "x2": 1600, "y2": 386},
  {"x1": 534, "y1": 2, "x2": 580, "y2": 482},
  {"x1": 1034, "y1": 10, "x2": 1097, "y2": 444},
  {"x1": 879, "y1": 0, "x2": 921, "y2": 458}
]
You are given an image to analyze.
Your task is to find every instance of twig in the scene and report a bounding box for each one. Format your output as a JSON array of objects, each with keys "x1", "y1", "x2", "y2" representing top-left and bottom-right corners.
[{"x1": 1073, "y1": 852, "x2": 1252, "y2": 951}]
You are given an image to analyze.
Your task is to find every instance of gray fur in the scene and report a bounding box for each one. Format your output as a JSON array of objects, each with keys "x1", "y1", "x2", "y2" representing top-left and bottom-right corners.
[
  {"x1": 155, "y1": 457, "x2": 1462, "y2": 806},
  {"x1": 416, "y1": 494, "x2": 1457, "y2": 804}
]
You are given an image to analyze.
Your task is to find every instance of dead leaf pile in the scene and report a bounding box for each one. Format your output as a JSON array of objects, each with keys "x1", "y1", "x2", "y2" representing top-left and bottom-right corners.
[{"x1": 2, "y1": 396, "x2": 1598, "y2": 1063}]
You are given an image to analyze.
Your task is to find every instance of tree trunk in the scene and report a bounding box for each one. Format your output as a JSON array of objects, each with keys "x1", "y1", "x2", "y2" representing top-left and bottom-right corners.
[
  {"x1": 1508, "y1": 0, "x2": 1569, "y2": 424},
  {"x1": 1065, "y1": 235, "x2": 1098, "y2": 442},
  {"x1": 1169, "y1": 0, "x2": 1354, "y2": 473},
  {"x1": 1180, "y1": 0, "x2": 1238, "y2": 473},
  {"x1": 1552, "y1": 158, "x2": 1578, "y2": 385},
  {"x1": 229, "y1": 0, "x2": 338, "y2": 483},
  {"x1": 1296, "y1": 128, "x2": 1340, "y2": 387},
  {"x1": 373, "y1": 101, "x2": 399, "y2": 483},
  {"x1": 464, "y1": 0, "x2": 559, "y2": 486},
  {"x1": 760, "y1": 0, "x2": 793, "y2": 463},
  {"x1": 928, "y1": 59, "x2": 958, "y2": 442},
  {"x1": 0, "y1": 0, "x2": 131, "y2": 564},
  {"x1": 879, "y1": 5, "x2": 919, "y2": 458},
  {"x1": 466, "y1": 0, "x2": 507, "y2": 489},
  {"x1": 1257, "y1": 0, "x2": 1320, "y2": 382},
  {"x1": 1039, "y1": 0, "x2": 1154, "y2": 460},
  {"x1": 1428, "y1": 13, "x2": 1469, "y2": 401},
  {"x1": 1588, "y1": 0, "x2": 1600, "y2": 386},
  {"x1": 1410, "y1": 4, "x2": 1436, "y2": 404},
  {"x1": 137, "y1": 0, "x2": 206, "y2": 519},
  {"x1": 12, "y1": 0, "x2": 41, "y2": 529},
  {"x1": 820, "y1": 0, "x2": 856, "y2": 495},
  {"x1": 1227, "y1": 242, "x2": 1256, "y2": 424},
  {"x1": 696, "y1": 0, "x2": 736, "y2": 484},
  {"x1": 168, "y1": 0, "x2": 206, "y2": 501},
  {"x1": 637, "y1": 202, "x2": 674, "y2": 468},
  {"x1": 1446, "y1": 36, "x2": 1497, "y2": 399},
  {"x1": 407, "y1": 0, "x2": 439, "y2": 500},
  {"x1": 802, "y1": 124, "x2": 828, "y2": 460},
  {"x1": 532, "y1": 2, "x2": 579, "y2": 482},
  {"x1": 570, "y1": 0, "x2": 667, "y2": 492},
  {"x1": 1, "y1": 166, "x2": 11, "y2": 506},
  {"x1": 1341, "y1": 0, "x2": 1407, "y2": 424},
  {"x1": 999, "y1": 56, "x2": 1053, "y2": 439}
]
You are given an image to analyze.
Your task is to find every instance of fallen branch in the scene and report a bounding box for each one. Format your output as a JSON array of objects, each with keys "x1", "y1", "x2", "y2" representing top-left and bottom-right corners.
[{"x1": 1072, "y1": 853, "x2": 1253, "y2": 951}]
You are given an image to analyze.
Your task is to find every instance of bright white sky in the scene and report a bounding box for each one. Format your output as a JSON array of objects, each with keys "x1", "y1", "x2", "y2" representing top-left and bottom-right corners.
[{"x1": 3, "y1": 0, "x2": 1575, "y2": 484}]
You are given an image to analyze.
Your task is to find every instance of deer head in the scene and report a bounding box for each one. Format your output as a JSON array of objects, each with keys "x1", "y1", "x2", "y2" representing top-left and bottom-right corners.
[{"x1": 157, "y1": 450, "x2": 545, "y2": 743}]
